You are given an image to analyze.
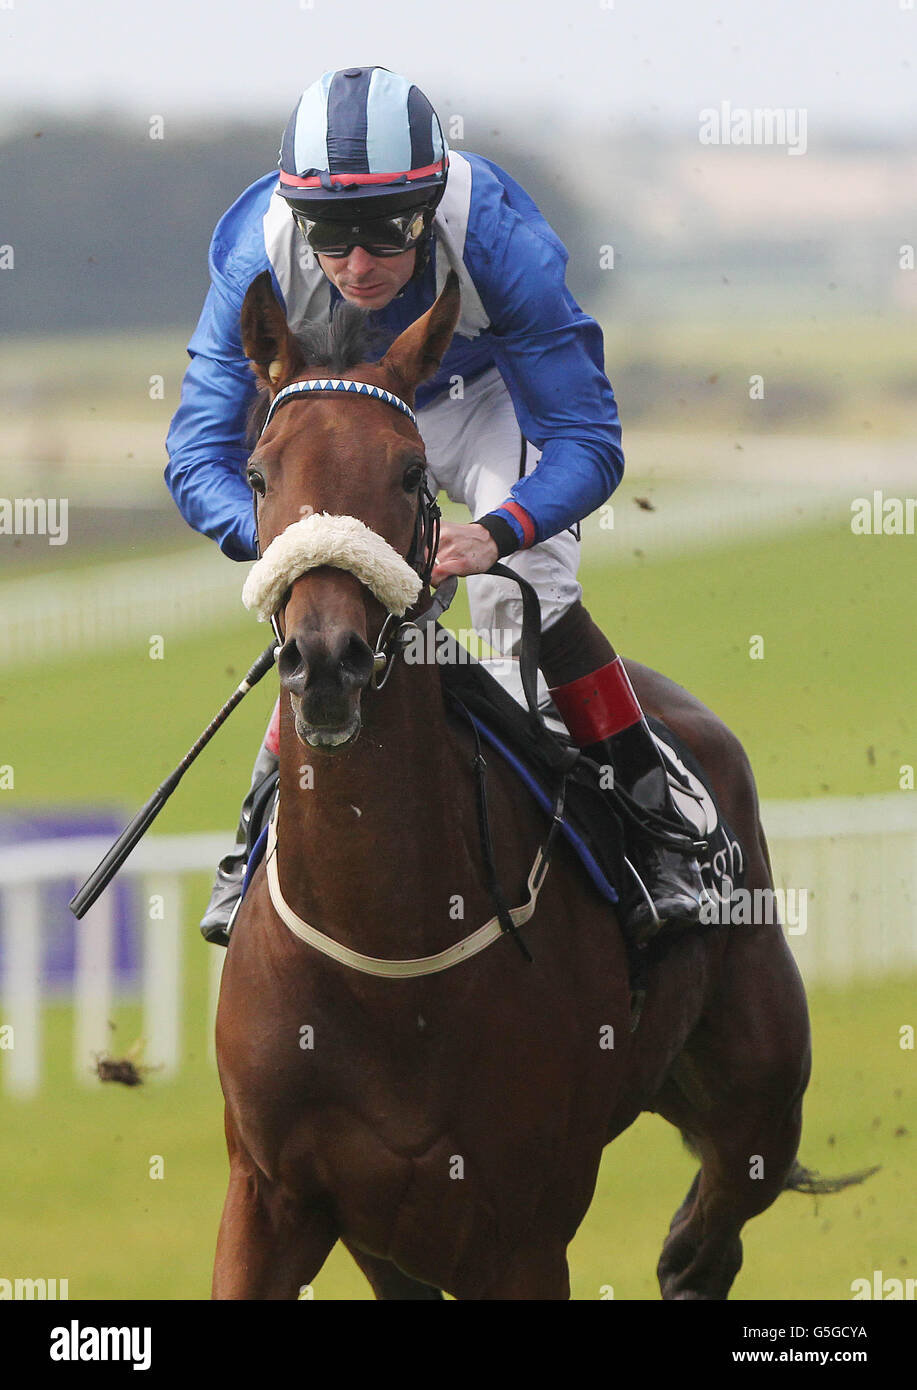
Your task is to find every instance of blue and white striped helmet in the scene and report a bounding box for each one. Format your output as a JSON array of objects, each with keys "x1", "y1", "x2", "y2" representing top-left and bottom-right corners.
[{"x1": 278, "y1": 67, "x2": 449, "y2": 218}]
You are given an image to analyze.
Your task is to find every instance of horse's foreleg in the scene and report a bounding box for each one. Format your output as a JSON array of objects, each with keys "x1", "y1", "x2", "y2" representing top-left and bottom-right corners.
[
  {"x1": 471, "y1": 1243, "x2": 571, "y2": 1301},
  {"x1": 212, "y1": 1154, "x2": 337, "y2": 1300},
  {"x1": 343, "y1": 1244, "x2": 444, "y2": 1300}
]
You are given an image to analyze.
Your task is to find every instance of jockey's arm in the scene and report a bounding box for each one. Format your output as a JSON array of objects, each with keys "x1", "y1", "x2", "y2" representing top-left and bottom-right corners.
[
  {"x1": 165, "y1": 207, "x2": 266, "y2": 562},
  {"x1": 434, "y1": 211, "x2": 624, "y2": 580}
]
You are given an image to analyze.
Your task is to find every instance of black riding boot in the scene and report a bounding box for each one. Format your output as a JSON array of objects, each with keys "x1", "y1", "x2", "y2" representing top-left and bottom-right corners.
[
  {"x1": 199, "y1": 737, "x2": 279, "y2": 947},
  {"x1": 548, "y1": 653, "x2": 708, "y2": 946},
  {"x1": 582, "y1": 720, "x2": 708, "y2": 945}
]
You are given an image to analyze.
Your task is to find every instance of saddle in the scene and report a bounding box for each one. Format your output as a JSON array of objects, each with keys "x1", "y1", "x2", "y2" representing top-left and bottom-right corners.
[{"x1": 437, "y1": 629, "x2": 744, "y2": 938}]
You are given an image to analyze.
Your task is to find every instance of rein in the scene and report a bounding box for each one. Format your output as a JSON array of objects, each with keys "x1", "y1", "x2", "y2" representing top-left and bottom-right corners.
[{"x1": 248, "y1": 373, "x2": 568, "y2": 972}]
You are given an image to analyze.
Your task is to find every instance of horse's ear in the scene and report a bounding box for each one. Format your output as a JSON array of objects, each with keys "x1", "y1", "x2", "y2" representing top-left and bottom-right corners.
[
  {"x1": 241, "y1": 270, "x2": 305, "y2": 391},
  {"x1": 380, "y1": 270, "x2": 461, "y2": 395}
]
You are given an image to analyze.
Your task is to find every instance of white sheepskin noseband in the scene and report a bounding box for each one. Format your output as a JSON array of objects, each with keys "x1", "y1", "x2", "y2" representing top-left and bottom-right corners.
[{"x1": 242, "y1": 512, "x2": 422, "y2": 620}]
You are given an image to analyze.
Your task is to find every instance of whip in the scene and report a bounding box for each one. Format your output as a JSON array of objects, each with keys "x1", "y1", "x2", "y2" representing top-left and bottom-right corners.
[{"x1": 69, "y1": 642, "x2": 277, "y2": 920}]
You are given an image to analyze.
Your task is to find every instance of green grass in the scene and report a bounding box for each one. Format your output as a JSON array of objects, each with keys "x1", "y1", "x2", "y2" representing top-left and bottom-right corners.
[
  {"x1": 579, "y1": 515, "x2": 916, "y2": 801},
  {"x1": 599, "y1": 312, "x2": 917, "y2": 435},
  {"x1": 571, "y1": 975, "x2": 915, "y2": 1302},
  {"x1": 602, "y1": 313, "x2": 917, "y2": 387},
  {"x1": 0, "y1": 329, "x2": 192, "y2": 413},
  {"x1": 1, "y1": 514, "x2": 914, "y2": 1298}
]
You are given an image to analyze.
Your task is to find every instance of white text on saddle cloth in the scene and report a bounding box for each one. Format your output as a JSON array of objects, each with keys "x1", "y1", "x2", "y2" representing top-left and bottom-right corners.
[{"x1": 653, "y1": 734, "x2": 718, "y2": 836}]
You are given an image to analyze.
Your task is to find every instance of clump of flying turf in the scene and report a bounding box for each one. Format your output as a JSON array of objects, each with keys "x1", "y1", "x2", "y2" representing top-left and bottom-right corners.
[
  {"x1": 92, "y1": 1029, "x2": 157, "y2": 1087},
  {"x1": 94, "y1": 1054, "x2": 145, "y2": 1087}
]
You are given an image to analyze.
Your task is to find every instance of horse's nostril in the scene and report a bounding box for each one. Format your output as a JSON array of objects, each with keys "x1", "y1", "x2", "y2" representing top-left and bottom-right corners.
[
  {"x1": 277, "y1": 639, "x2": 306, "y2": 693},
  {"x1": 338, "y1": 633, "x2": 375, "y2": 688}
]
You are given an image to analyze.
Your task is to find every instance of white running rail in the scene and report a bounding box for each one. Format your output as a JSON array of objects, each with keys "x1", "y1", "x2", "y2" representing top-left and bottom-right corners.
[
  {"x1": 0, "y1": 549, "x2": 245, "y2": 668},
  {"x1": 0, "y1": 832, "x2": 227, "y2": 1097}
]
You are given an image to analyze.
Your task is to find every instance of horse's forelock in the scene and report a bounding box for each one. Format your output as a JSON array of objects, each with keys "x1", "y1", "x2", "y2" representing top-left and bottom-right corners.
[
  {"x1": 299, "y1": 301, "x2": 389, "y2": 375},
  {"x1": 245, "y1": 302, "x2": 394, "y2": 446}
]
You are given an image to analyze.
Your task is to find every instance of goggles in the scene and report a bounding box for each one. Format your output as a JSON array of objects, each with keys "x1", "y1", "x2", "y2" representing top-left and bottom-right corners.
[{"x1": 292, "y1": 208, "x2": 430, "y2": 259}]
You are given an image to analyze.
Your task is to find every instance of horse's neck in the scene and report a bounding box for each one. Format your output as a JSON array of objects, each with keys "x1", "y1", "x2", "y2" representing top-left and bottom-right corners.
[{"x1": 274, "y1": 664, "x2": 477, "y2": 952}]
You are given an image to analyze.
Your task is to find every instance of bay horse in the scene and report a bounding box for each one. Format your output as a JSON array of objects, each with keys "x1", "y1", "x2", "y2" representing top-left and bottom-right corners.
[{"x1": 213, "y1": 269, "x2": 813, "y2": 1300}]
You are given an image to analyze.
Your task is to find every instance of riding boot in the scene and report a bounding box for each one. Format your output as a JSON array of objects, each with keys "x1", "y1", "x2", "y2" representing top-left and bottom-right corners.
[
  {"x1": 199, "y1": 707, "x2": 280, "y2": 947},
  {"x1": 544, "y1": 625, "x2": 708, "y2": 945}
]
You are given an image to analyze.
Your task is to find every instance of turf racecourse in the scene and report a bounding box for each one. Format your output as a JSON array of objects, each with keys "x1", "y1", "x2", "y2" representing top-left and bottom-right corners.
[
  {"x1": 1, "y1": 513, "x2": 913, "y2": 1299},
  {"x1": 0, "y1": 976, "x2": 911, "y2": 1300}
]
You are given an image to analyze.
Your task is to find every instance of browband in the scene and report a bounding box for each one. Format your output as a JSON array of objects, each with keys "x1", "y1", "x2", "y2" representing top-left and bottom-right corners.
[{"x1": 263, "y1": 378, "x2": 417, "y2": 433}]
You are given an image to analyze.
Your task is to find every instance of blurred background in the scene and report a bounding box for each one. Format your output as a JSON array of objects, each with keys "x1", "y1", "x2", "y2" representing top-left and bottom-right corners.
[{"x1": 0, "y1": 0, "x2": 914, "y2": 1299}]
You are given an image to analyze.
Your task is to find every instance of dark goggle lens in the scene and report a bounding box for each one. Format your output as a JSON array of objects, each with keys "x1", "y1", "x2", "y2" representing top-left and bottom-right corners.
[{"x1": 293, "y1": 209, "x2": 428, "y2": 258}]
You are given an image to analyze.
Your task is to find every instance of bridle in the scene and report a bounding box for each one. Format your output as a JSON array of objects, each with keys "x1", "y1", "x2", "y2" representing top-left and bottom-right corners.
[
  {"x1": 370, "y1": 470, "x2": 446, "y2": 688},
  {"x1": 251, "y1": 375, "x2": 456, "y2": 689},
  {"x1": 246, "y1": 370, "x2": 570, "y2": 972}
]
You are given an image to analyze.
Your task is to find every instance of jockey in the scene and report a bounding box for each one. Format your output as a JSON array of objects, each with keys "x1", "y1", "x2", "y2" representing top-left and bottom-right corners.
[{"x1": 165, "y1": 66, "x2": 707, "y2": 946}]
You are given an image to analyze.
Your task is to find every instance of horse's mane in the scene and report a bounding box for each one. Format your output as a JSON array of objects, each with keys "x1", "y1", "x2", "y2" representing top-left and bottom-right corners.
[{"x1": 247, "y1": 302, "x2": 390, "y2": 442}]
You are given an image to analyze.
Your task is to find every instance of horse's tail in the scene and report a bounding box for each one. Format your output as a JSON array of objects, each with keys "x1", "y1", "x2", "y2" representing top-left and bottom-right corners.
[
  {"x1": 782, "y1": 1159, "x2": 880, "y2": 1195},
  {"x1": 679, "y1": 1134, "x2": 878, "y2": 1195}
]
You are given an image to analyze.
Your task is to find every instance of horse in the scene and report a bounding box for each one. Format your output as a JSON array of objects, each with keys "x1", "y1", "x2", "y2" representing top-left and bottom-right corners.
[{"x1": 212, "y1": 268, "x2": 814, "y2": 1300}]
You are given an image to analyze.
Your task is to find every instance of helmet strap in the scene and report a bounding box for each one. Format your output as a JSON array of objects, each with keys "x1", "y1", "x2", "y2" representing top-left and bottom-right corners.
[
  {"x1": 408, "y1": 205, "x2": 438, "y2": 283},
  {"x1": 410, "y1": 233, "x2": 432, "y2": 282}
]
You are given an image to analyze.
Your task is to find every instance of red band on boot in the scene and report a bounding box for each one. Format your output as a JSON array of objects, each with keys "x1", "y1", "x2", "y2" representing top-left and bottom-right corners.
[
  {"x1": 549, "y1": 658, "x2": 643, "y2": 746},
  {"x1": 264, "y1": 698, "x2": 281, "y2": 756}
]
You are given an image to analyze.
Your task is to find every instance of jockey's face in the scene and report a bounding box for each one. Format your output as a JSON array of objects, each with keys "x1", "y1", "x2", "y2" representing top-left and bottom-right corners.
[{"x1": 318, "y1": 245, "x2": 416, "y2": 309}]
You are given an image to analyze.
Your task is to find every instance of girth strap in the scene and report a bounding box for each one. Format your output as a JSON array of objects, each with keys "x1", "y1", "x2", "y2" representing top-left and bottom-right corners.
[{"x1": 450, "y1": 695, "x2": 534, "y2": 963}]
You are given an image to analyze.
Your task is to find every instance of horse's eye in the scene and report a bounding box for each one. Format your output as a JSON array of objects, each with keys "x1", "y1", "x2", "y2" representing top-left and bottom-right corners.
[
  {"x1": 402, "y1": 462, "x2": 425, "y2": 493},
  {"x1": 247, "y1": 469, "x2": 266, "y2": 497}
]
